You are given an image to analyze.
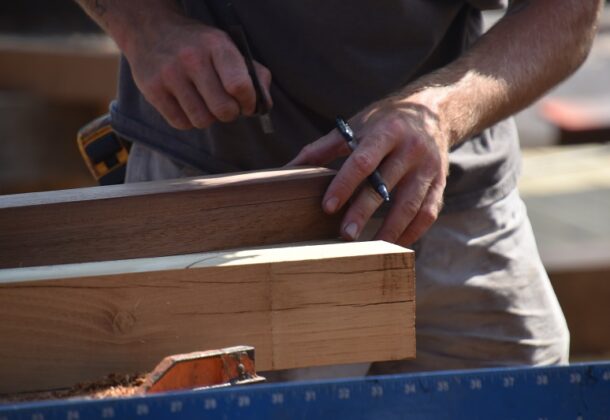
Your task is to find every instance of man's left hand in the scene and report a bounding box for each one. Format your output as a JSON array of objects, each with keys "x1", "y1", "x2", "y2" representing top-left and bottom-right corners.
[{"x1": 289, "y1": 93, "x2": 450, "y2": 246}]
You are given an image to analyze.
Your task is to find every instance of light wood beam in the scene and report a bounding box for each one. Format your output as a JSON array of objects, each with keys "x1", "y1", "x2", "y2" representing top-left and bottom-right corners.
[{"x1": 0, "y1": 240, "x2": 415, "y2": 393}]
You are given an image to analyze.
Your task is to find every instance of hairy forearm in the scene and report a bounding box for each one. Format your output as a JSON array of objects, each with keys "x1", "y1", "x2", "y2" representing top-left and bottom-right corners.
[
  {"x1": 403, "y1": 0, "x2": 603, "y2": 146},
  {"x1": 73, "y1": 0, "x2": 185, "y2": 53}
]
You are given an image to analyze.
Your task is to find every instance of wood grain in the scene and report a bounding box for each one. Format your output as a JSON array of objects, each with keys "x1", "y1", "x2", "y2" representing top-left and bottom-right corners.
[
  {"x1": 549, "y1": 268, "x2": 610, "y2": 357},
  {"x1": 0, "y1": 241, "x2": 415, "y2": 393},
  {"x1": 0, "y1": 167, "x2": 341, "y2": 268}
]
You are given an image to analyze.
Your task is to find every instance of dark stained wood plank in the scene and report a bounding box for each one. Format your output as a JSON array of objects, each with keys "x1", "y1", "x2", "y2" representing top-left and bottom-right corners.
[{"x1": 0, "y1": 167, "x2": 341, "y2": 268}]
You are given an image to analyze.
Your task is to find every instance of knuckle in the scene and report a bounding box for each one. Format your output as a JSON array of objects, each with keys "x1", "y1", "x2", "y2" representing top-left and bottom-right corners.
[
  {"x1": 352, "y1": 151, "x2": 376, "y2": 175},
  {"x1": 422, "y1": 166, "x2": 440, "y2": 183},
  {"x1": 399, "y1": 231, "x2": 418, "y2": 246},
  {"x1": 396, "y1": 199, "x2": 420, "y2": 218},
  {"x1": 192, "y1": 114, "x2": 215, "y2": 129},
  {"x1": 379, "y1": 227, "x2": 401, "y2": 243},
  {"x1": 224, "y1": 76, "x2": 251, "y2": 98},
  {"x1": 167, "y1": 114, "x2": 190, "y2": 130},
  {"x1": 298, "y1": 143, "x2": 322, "y2": 165},
  {"x1": 206, "y1": 31, "x2": 236, "y2": 59},
  {"x1": 182, "y1": 103, "x2": 212, "y2": 128},
  {"x1": 140, "y1": 77, "x2": 163, "y2": 97},
  {"x1": 348, "y1": 206, "x2": 369, "y2": 225},
  {"x1": 179, "y1": 96, "x2": 197, "y2": 113},
  {"x1": 160, "y1": 63, "x2": 179, "y2": 84},
  {"x1": 203, "y1": 29, "x2": 227, "y2": 48},
  {"x1": 385, "y1": 115, "x2": 408, "y2": 135},
  {"x1": 330, "y1": 176, "x2": 355, "y2": 199},
  {"x1": 410, "y1": 136, "x2": 427, "y2": 153},
  {"x1": 419, "y1": 208, "x2": 438, "y2": 227},
  {"x1": 427, "y1": 150, "x2": 442, "y2": 167},
  {"x1": 406, "y1": 220, "x2": 430, "y2": 244},
  {"x1": 300, "y1": 143, "x2": 315, "y2": 159},
  {"x1": 178, "y1": 47, "x2": 202, "y2": 69},
  {"x1": 259, "y1": 66, "x2": 272, "y2": 84},
  {"x1": 211, "y1": 101, "x2": 239, "y2": 122},
  {"x1": 301, "y1": 142, "x2": 314, "y2": 154},
  {"x1": 438, "y1": 176, "x2": 447, "y2": 190}
]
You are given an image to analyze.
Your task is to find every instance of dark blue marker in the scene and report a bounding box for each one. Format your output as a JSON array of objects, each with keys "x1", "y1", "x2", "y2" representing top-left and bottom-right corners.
[{"x1": 335, "y1": 116, "x2": 391, "y2": 203}]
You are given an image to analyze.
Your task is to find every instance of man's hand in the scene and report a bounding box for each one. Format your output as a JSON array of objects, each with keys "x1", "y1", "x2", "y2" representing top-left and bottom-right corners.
[
  {"x1": 74, "y1": 0, "x2": 272, "y2": 130},
  {"x1": 124, "y1": 14, "x2": 272, "y2": 130},
  {"x1": 289, "y1": 92, "x2": 450, "y2": 246}
]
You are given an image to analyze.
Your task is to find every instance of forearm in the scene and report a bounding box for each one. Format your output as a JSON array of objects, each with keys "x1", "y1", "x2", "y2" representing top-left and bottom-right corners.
[
  {"x1": 403, "y1": 0, "x2": 603, "y2": 147},
  {"x1": 73, "y1": 0, "x2": 185, "y2": 54}
]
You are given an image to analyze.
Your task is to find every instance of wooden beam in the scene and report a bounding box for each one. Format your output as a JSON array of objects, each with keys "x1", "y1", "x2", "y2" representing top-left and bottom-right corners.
[
  {"x1": 0, "y1": 34, "x2": 119, "y2": 105},
  {"x1": 0, "y1": 240, "x2": 415, "y2": 393},
  {"x1": 0, "y1": 167, "x2": 340, "y2": 268},
  {"x1": 549, "y1": 268, "x2": 610, "y2": 357}
]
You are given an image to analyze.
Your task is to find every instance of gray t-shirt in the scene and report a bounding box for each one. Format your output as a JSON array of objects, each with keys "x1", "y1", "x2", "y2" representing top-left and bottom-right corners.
[{"x1": 110, "y1": 0, "x2": 519, "y2": 212}]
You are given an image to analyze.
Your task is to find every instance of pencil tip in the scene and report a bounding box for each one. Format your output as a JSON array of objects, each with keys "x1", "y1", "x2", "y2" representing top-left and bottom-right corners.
[{"x1": 378, "y1": 185, "x2": 391, "y2": 203}]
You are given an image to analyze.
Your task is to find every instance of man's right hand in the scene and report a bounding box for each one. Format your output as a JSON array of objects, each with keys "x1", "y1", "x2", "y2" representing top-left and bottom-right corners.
[
  {"x1": 123, "y1": 14, "x2": 272, "y2": 130},
  {"x1": 74, "y1": 0, "x2": 273, "y2": 131}
]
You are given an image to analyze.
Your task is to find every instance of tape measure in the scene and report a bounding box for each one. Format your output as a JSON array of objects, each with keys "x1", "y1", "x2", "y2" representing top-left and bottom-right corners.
[
  {"x1": 76, "y1": 114, "x2": 130, "y2": 186},
  {"x1": 2, "y1": 362, "x2": 609, "y2": 419}
]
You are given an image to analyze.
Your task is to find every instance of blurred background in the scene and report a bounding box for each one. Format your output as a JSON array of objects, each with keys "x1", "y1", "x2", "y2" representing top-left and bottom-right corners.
[{"x1": 0, "y1": 2, "x2": 608, "y2": 361}]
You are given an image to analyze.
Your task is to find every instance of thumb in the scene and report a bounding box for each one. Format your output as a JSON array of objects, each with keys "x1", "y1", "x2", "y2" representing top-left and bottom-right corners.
[{"x1": 286, "y1": 129, "x2": 351, "y2": 167}]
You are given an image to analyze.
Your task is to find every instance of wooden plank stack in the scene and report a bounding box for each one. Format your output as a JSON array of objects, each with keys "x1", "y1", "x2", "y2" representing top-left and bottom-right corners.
[{"x1": 0, "y1": 167, "x2": 415, "y2": 394}]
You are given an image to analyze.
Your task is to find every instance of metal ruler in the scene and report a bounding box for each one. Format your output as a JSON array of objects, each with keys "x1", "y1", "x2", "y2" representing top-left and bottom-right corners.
[{"x1": 2, "y1": 362, "x2": 610, "y2": 419}]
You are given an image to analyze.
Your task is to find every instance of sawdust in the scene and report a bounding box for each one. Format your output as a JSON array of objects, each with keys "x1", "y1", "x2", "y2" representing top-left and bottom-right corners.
[{"x1": 0, "y1": 372, "x2": 146, "y2": 403}]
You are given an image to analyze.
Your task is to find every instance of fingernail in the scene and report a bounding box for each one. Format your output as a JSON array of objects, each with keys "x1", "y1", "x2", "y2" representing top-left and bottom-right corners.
[
  {"x1": 324, "y1": 197, "x2": 339, "y2": 213},
  {"x1": 344, "y1": 222, "x2": 360, "y2": 240}
]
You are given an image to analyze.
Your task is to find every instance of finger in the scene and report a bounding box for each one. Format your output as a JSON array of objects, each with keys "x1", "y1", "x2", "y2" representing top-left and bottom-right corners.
[
  {"x1": 374, "y1": 171, "x2": 435, "y2": 244},
  {"x1": 395, "y1": 175, "x2": 445, "y2": 246},
  {"x1": 162, "y1": 70, "x2": 215, "y2": 129},
  {"x1": 145, "y1": 85, "x2": 193, "y2": 130},
  {"x1": 254, "y1": 61, "x2": 273, "y2": 108},
  {"x1": 322, "y1": 133, "x2": 394, "y2": 215},
  {"x1": 338, "y1": 153, "x2": 410, "y2": 240},
  {"x1": 177, "y1": 44, "x2": 242, "y2": 121},
  {"x1": 210, "y1": 44, "x2": 257, "y2": 116},
  {"x1": 286, "y1": 129, "x2": 350, "y2": 167},
  {"x1": 191, "y1": 58, "x2": 242, "y2": 122}
]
